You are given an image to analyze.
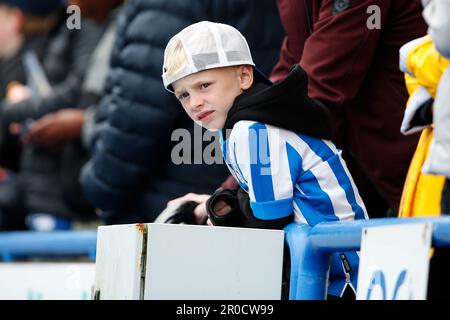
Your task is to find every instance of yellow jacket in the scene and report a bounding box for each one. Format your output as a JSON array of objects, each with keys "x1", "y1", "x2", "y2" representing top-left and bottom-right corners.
[{"x1": 398, "y1": 36, "x2": 450, "y2": 218}]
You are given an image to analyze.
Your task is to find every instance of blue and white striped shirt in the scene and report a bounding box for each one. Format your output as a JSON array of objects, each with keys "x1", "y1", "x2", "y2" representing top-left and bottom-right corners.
[{"x1": 220, "y1": 120, "x2": 368, "y2": 296}]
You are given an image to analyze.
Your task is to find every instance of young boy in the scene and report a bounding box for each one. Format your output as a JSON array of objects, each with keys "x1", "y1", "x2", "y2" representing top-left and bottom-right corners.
[{"x1": 162, "y1": 21, "x2": 367, "y2": 297}]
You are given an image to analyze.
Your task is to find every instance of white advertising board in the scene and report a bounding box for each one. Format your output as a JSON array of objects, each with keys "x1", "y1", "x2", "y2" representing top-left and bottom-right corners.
[
  {"x1": 356, "y1": 223, "x2": 432, "y2": 300},
  {"x1": 144, "y1": 224, "x2": 285, "y2": 300},
  {"x1": 93, "y1": 223, "x2": 145, "y2": 300},
  {"x1": 94, "y1": 223, "x2": 285, "y2": 300},
  {"x1": 0, "y1": 263, "x2": 95, "y2": 300}
]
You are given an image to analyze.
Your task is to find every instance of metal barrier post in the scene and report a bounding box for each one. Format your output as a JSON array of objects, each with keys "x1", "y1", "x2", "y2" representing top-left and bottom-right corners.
[
  {"x1": 284, "y1": 223, "x2": 330, "y2": 300},
  {"x1": 285, "y1": 216, "x2": 450, "y2": 300}
]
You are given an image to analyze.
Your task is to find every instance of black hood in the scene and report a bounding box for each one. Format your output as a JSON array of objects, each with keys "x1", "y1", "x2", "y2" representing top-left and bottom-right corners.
[{"x1": 224, "y1": 64, "x2": 332, "y2": 139}]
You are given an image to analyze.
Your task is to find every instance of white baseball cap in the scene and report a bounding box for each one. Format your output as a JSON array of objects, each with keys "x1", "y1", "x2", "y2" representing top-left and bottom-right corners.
[{"x1": 162, "y1": 21, "x2": 271, "y2": 92}]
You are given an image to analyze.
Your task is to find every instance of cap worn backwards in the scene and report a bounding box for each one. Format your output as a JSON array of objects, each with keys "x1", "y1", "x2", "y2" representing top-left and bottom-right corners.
[{"x1": 162, "y1": 21, "x2": 271, "y2": 92}]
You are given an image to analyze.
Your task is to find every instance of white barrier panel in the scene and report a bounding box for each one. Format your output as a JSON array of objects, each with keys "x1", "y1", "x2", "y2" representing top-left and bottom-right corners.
[
  {"x1": 144, "y1": 224, "x2": 284, "y2": 300},
  {"x1": 357, "y1": 223, "x2": 432, "y2": 300},
  {"x1": 93, "y1": 224, "x2": 145, "y2": 300},
  {"x1": 0, "y1": 263, "x2": 95, "y2": 300},
  {"x1": 94, "y1": 223, "x2": 284, "y2": 299}
]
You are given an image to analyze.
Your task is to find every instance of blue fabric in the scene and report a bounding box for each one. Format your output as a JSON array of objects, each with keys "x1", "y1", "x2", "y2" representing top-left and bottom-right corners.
[
  {"x1": 249, "y1": 123, "x2": 275, "y2": 203},
  {"x1": 80, "y1": 0, "x2": 285, "y2": 223},
  {"x1": 299, "y1": 134, "x2": 366, "y2": 220},
  {"x1": 297, "y1": 170, "x2": 337, "y2": 221},
  {"x1": 250, "y1": 198, "x2": 293, "y2": 220},
  {"x1": 222, "y1": 121, "x2": 367, "y2": 297}
]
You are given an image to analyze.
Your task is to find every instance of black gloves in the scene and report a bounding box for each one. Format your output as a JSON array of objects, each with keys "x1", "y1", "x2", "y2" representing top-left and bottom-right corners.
[
  {"x1": 206, "y1": 188, "x2": 293, "y2": 230},
  {"x1": 206, "y1": 188, "x2": 242, "y2": 226},
  {"x1": 154, "y1": 201, "x2": 199, "y2": 224},
  {"x1": 155, "y1": 188, "x2": 294, "y2": 229}
]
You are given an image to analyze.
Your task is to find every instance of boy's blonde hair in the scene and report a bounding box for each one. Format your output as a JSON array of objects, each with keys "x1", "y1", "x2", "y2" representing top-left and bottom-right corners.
[{"x1": 164, "y1": 38, "x2": 188, "y2": 79}]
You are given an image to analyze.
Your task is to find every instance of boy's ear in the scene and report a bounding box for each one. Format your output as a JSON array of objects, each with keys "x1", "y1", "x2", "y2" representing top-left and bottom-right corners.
[{"x1": 238, "y1": 65, "x2": 254, "y2": 90}]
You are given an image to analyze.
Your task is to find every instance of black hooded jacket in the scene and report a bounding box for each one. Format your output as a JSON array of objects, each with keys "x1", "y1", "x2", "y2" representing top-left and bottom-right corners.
[
  {"x1": 207, "y1": 65, "x2": 333, "y2": 229},
  {"x1": 224, "y1": 64, "x2": 332, "y2": 139}
]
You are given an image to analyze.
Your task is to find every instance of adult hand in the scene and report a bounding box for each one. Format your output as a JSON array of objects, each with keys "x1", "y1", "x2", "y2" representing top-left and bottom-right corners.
[
  {"x1": 5, "y1": 81, "x2": 31, "y2": 104},
  {"x1": 23, "y1": 109, "x2": 85, "y2": 149}
]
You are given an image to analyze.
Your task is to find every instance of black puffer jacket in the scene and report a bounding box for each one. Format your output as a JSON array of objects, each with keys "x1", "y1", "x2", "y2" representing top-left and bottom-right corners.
[{"x1": 80, "y1": 0, "x2": 285, "y2": 224}]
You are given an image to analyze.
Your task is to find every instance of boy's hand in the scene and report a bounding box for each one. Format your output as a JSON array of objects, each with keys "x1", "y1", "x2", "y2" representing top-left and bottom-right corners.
[
  {"x1": 167, "y1": 193, "x2": 210, "y2": 208},
  {"x1": 205, "y1": 199, "x2": 232, "y2": 226},
  {"x1": 167, "y1": 192, "x2": 232, "y2": 226},
  {"x1": 167, "y1": 193, "x2": 211, "y2": 224},
  {"x1": 205, "y1": 188, "x2": 242, "y2": 226},
  {"x1": 213, "y1": 199, "x2": 232, "y2": 216},
  {"x1": 194, "y1": 201, "x2": 209, "y2": 225}
]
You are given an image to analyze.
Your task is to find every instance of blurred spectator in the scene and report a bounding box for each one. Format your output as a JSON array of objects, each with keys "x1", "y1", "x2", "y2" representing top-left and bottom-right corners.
[
  {"x1": 0, "y1": 0, "x2": 121, "y2": 230},
  {"x1": 21, "y1": 0, "x2": 123, "y2": 224},
  {"x1": 0, "y1": 0, "x2": 63, "y2": 98},
  {"x1": 0, "y1": 0, "x2": 63, "y2": 170},
  {"x1": 80, "y1": 0, "x2": 285, "y2": 224},
  {"x1": 269, "y1": 0, "x2": 427, "y2": 218},
  {"x1": 0, "y1": 1, "x2": 105, "y2": 125}
]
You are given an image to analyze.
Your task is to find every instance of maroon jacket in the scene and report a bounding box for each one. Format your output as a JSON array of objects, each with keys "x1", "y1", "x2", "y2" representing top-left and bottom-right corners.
[{"x1": 271, "y1": 0, "x2": 427, "y2": 213}]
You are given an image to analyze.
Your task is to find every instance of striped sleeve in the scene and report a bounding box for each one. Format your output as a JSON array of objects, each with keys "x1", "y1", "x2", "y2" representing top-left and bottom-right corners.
[{"x1": 229, "y1": 122, "x2": 295, "y2": 220}]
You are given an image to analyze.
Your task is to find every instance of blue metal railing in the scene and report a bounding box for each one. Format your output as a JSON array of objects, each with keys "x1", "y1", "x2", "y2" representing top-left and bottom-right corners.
[
  {"x1": 284, "y1": 216, "x2": 450, "y2": 300},
  {"x1": 0, "y1": 231, "x2": 97, "y2": 262},
  {"x1": 1, "y1": 217, "x2": 449, "y2": 299}
]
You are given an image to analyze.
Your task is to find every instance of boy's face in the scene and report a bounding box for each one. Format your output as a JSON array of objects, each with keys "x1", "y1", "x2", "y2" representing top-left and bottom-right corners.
[{"x1": 173, "y1": 66, "x2": 253, "y2": 131}]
